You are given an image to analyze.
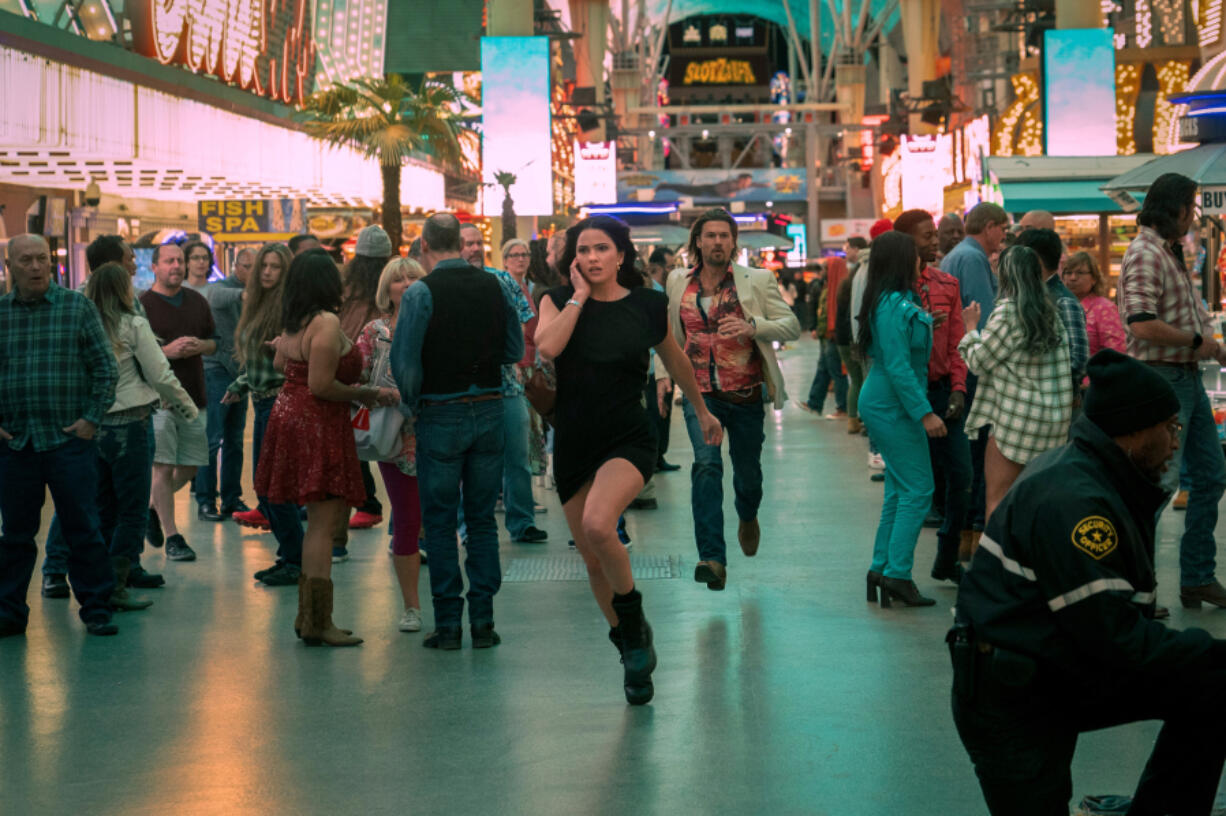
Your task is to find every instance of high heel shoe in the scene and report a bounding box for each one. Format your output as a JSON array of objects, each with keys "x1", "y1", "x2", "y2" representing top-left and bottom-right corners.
[
  {"x1": 866, "y1": 570, "x2": 882, "y2": 602},
  {"x1": 879, "y1": 576, "x2": 936, "y2": 608}
]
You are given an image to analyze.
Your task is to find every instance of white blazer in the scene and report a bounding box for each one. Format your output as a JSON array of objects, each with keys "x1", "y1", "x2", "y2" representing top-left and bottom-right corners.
[{"x1": 665, "y1": 262, "x2": 801, "y2": 409}]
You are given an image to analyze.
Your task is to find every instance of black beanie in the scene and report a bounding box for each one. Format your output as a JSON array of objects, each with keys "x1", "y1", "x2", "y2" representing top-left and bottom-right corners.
[{"x1": 1084, "y1": 349, "x2": 1180, "y2": 437}]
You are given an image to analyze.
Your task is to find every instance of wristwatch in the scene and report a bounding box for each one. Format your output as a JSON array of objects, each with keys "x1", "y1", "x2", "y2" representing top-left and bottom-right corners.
[{"x1": 1191, "y1": 332, "x2": 1204, "y2": 350}]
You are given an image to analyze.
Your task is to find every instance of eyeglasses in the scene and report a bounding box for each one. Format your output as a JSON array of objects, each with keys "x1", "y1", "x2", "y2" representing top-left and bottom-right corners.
[
  {"x1": 505, "y1": 252, "x2": 530, "y2": 259},
  {"x1": 1167, "y1": 421, "x2": 1184, "y2": 437}
]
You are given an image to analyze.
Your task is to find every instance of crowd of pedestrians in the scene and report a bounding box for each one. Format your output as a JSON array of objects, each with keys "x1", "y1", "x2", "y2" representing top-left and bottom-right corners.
[{"x1": 5, "y1": 171, "x2": 1226, "y2": 726}]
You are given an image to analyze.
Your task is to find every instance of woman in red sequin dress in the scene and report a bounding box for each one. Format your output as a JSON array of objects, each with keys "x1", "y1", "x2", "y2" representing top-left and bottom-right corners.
[{"x1": 256, "y1": 250, "x2": 398, "y2": 647}]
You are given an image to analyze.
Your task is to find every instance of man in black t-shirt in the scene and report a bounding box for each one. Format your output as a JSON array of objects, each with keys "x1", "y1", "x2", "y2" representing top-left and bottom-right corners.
[{"x1": 139, "y1": 244, "x2": 216, "y2": 565}]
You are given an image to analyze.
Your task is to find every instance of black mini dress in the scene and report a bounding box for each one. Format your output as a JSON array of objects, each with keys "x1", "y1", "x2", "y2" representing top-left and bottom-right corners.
[{"x1": 545, "y1": 285, "x2": 669, "y2": 504}]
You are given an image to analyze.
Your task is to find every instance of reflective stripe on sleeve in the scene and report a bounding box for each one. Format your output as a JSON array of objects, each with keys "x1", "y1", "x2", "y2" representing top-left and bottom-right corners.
[
  {"x1": 977, "y1": 535, "x2": 1037, "y2": 581},
  {"x1": 1130, "y1": 591, "x2": 1155, "y2": 604},
  {"x1": 1048, "y1": 578, "x2": 1135, "y2": 612}
]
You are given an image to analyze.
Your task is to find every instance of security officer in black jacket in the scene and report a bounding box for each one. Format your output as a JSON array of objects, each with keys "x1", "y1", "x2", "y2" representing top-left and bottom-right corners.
[{"x1": 951, "y1": 349, "x2": 1226, "y2": 816}]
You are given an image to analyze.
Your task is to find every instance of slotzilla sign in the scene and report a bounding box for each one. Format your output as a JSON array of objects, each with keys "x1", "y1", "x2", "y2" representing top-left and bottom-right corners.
[{"x1": 1201, "y1": 186, "x2": 1226, "y2": 215}]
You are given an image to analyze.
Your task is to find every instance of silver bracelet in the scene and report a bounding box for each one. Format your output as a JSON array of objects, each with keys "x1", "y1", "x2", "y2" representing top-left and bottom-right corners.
[{"x1": 565, "y1": 298, "x2": 584, "y2": 310}]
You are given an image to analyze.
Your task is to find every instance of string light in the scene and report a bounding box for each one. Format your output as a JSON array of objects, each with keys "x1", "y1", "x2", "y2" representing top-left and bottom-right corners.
[
  {"x1": 1195, "y1": 0, "x2": 1224, "y2": 47},
  {"x1": 1135, "y1": 0, "x2": 1153, "y2": 47},
  {"x1": 992, "y1": 73, "x2": 1039, "y2": 157},
  {"x1": 1153, "y1": 0, "x2": 1185, "y2": 45},
  {"x1": 1115, "y1": 63, "x2": 1140, "y2": 155},
  {"x1": 1153, "y1": 60, "x2": 1191, "y2": 155}
]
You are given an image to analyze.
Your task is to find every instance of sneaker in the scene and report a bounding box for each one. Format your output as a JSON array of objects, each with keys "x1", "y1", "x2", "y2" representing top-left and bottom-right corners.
[
  {"x1": 146, "y1": 507, "x2": 164, "y2": 548},
  {"x1": 825, "y1": 410, "x2": 848, "y2": 420},
  {"x1": 349, "y1": 511, "x2": 382, "y2": 529},
  {"x1": 568, "y1": 539, "x2": 577, "y2": 550},
  {"x1": 867, "y1": 452, "x2": 885, "y2": 471},
  {"x1": 398, "y1": 607, "x2": 423, "y2": 632},
  {"x1": 252, "y1": 562, "x2": 281, "y2": 581},
  {"x1": 798, "y1": 402, "x2": 819, "y2": 415},
  {"x1": 164, "y1": 535, "x2": 196, "y2": 562},
  {"x1": 616, "y1": 515, "x2": 631, "y2": 546},
  {"x1": 515, "y1": 526, "x2": 548, "y2": 543},
  {"x1": 232, "y1": 509, "x2": 271, "y2": 530},
  {"x1": 332, "y1": 546, "x2": 349, "y2": 563},
  {"x1": 260, "y1": 563, "x2": 301, "y2": 586}
]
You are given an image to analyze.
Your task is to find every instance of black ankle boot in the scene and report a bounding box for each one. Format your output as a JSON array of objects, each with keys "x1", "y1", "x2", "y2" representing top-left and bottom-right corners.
[
  {"x1": 611, "y1": 588, "x2": 656, "y2": 705},
  {"x1": 879, "y1": 577, "x2": 937, "y2": 608},
  {"x1": 608, "y1": 626, "x2": 623, "y2": 657}
]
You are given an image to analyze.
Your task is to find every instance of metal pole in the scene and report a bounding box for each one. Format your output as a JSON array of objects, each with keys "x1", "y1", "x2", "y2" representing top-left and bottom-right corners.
[
  {"x1": 809, "y1": 0, "x2": 821, "y2": 100},
  {"x1": 807, "y1": 121, "x2": 821, "y2": 262}
]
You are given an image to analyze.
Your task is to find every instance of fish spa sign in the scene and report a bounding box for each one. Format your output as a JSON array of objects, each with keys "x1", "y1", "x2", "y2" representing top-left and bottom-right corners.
[
  {"x1": 129, "y1": 0, "x2": 317, "y2": 104},
  {"x1": 198, "y1": 199, "x2": 307, "y2": 241}
]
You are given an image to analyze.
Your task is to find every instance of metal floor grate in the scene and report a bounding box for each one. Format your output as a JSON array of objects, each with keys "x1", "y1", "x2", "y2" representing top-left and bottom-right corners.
[{"x1": 502, "y1": 554, "x2": 682, "y2": 582}]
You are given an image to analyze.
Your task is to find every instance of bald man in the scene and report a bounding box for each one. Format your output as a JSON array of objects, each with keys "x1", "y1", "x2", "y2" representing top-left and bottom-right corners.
[
  {"x1": 0, "y1": 235, "x2": 120, "y2": 637},
  {"x1": 937, "y1": 214, "x2": 965, "y2": 259},
  {"x1": 1019, "y1": 210, "x2": 1055, "y2": 232}
]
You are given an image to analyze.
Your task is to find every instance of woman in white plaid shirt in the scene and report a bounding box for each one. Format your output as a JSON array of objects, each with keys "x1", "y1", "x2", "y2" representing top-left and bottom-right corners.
[{"x1": 959, "y1": 245, "x2": 1072, "y2": 522}]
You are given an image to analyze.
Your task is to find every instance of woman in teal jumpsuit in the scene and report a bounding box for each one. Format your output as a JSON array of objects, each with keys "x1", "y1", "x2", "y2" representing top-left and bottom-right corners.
[{"x1": 855, "y1": 232, "x2": 948, "y2": 608}]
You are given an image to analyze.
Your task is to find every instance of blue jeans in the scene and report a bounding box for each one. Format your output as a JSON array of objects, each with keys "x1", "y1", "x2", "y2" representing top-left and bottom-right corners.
[
  {"x1": 1154, "y1": 366, "x2": 1226, "y2": 587},
  {"x1": 1, "y1": 438, "x2": 114, "y2": 626},
  {"x1": 252, "y1": 396, "x2": 303, "y2": 566},
  {"x1": 964, "y1": 373, "x2": 988, "y2": 530},
  {"x1": 193, "y1": 367, "x2": 247, "y2": 508},
  {"x1": 44, "y1": 417, "x2": 155, "y2": 574},
  {"x1": 926, "y1": 380, "x2": 972, "y2": 554},
  {"x1": 806, "y1": 339, "x2": 848, "y2": 413},
  {"x1": 501, "y1": 393, "x2": 535, "y2": 538},
  {"x1": 683, "y1": 394, "x2": 765, "y2": 565},
  {"x1": 416, "y1": 399, "x2": 505, "y2": 627}
]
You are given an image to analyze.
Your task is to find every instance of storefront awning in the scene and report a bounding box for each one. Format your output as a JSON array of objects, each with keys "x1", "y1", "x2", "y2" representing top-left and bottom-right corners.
[
  {"x1": 738, "y1": 230, "x2": 793, "y2": 251},
  {"x1": 630, "y1": 224, "x2": 692, "y2": 246},
  {"x1": 998, "y1": 180, "x2": 1144, "y2": 215}
]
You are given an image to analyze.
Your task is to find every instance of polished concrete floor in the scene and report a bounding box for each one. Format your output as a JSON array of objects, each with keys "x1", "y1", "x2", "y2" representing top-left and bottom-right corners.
[{"x1": 5, "y1": 337, "x2": 1226, "y2": 816}]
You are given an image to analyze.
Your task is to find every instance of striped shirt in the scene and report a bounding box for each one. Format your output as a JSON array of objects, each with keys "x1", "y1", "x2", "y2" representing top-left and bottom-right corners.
[
  {"x1": 1118, "y1": 226, "x2": 1209, "y2": 363},
  {"x1": 0, "y1": 282, "x2": 118, "y2": 452}
]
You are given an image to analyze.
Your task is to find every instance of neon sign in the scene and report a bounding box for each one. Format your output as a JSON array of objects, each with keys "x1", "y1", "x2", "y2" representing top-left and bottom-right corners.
[
  {"x1": 129, "y1": 0, "x2": 316, "y2": 104},
  {"x1": 682, "y1": 59, "x2": 757, "y2": 85}
]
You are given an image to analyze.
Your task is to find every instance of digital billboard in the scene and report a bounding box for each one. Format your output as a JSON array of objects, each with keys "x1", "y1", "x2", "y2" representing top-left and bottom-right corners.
[
  {"x1": 1044, "y1": 28, "x2": 1116, "y2": 157},
  {"x1": 481, "y1": 37, "x2": 553, "y2": 216}
]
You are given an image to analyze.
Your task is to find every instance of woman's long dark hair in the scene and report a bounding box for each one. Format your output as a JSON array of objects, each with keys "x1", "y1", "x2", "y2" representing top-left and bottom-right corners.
[
  {"x1": 281, "y1": 249, "x2": 343, "y2": 332},
  {"x1": 855, "y1": 231, "x2": 919, "y2": 356},
  {"x1": 340, "y1": 252, "x2": 390, "y2": 317},
  {"x1": 558, "y1": 216, "x2": 641, "y2": 290},
  {"x1": 998, "y1": 245, "x2": 1062, "y2": 354},
  {"x1": 236, "y1": 243, "x2": 292, "y2": 365}
]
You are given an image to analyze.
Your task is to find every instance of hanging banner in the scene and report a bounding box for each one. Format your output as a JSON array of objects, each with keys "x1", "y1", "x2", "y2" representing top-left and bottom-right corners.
[
  {"x1": 573, "y1": 140, "x2": 617, "y2": 206},
  {"x1": 618, "y1": 168, "x2": 805, "y2": 204}
]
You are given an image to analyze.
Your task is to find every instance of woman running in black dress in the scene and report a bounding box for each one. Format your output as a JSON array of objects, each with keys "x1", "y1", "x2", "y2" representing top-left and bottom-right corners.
[{"x1": 536, "y1": 216, "x2": 722, "y2": 704}]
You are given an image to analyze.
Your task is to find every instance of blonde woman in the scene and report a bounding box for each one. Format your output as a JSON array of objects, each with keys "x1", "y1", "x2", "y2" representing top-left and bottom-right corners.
[
  {"x1": 498, "y1": 237, "x2": 547, "y2": 542},
  {"x1": 357, "y1": 257, "x2": 426, "y2": 632},
  {"x1": 223, "y1": 243, "x2": 305, "y2": 587}
]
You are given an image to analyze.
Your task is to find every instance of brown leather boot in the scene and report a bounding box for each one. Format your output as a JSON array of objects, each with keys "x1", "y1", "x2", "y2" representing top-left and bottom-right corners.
[
  {"x1": 110, "y1": 557, "x2": 153, "y2": 611},
  {"x1": 847, "y1": 417, "x2": 864, "y2": 434},
  {"x1": 957, "y1": 530, "x2": 975, "y2": 563},
  {"x1": 303, "y1": 577, "x2": 362, "y2": 647},
  {"x1": 737, "y1": 519, "x2": 760, "y2": 557}
]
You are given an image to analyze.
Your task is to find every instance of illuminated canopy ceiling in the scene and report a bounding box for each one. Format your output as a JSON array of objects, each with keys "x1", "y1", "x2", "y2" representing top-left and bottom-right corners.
[{"x1": 634, "y1": 0, "x2": 898, "y2": 52}]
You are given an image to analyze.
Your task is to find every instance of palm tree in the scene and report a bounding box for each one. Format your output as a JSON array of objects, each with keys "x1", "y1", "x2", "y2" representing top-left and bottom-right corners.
[
  {"x1": 494, "y1": 170, "x2": 518, "y2": 241},
  {"x1": 297, "y1": 75, "x2": 472, "y2": 249}
]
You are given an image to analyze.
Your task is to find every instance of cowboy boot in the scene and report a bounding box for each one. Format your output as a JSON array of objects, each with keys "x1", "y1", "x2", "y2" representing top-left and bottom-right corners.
[{"x1": 302, "y1": 577, "x2": 362, "y2": 647}]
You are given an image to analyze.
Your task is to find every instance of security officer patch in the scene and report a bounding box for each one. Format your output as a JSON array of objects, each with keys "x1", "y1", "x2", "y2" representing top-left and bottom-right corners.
[{"x1": 1072, "y1": 516, "x2": 1118, "y2": 560}]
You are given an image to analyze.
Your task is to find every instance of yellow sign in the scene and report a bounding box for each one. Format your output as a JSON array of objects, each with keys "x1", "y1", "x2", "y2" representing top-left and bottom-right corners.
[
  {"x1": 199, "y1": 200, "x2": 269, "y2": 235},
  {"x1": 683, "y1": 58, "x2": 756, "y2": 86},
  {"x1": 1071, "y1": 516, "x2": 1118, "y2": 560}
]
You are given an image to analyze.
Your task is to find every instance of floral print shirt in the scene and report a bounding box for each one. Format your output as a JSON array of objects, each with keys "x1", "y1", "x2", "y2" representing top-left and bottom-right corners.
[
  {"x1": 679, "y1": 267, "x2": 763, "y2": 394},
  {"x1": 1079, "y1": 294, "x2": 1127, "y2": 358},
  {"x1": 357, "y1": 317, "x2": 416, "y2": 476}
]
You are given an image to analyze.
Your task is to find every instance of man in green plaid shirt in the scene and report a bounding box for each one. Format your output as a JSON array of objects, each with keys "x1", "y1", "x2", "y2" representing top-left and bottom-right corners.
[{"x1": 0, "y1": 234, "x2": 120, "y2": 638}]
